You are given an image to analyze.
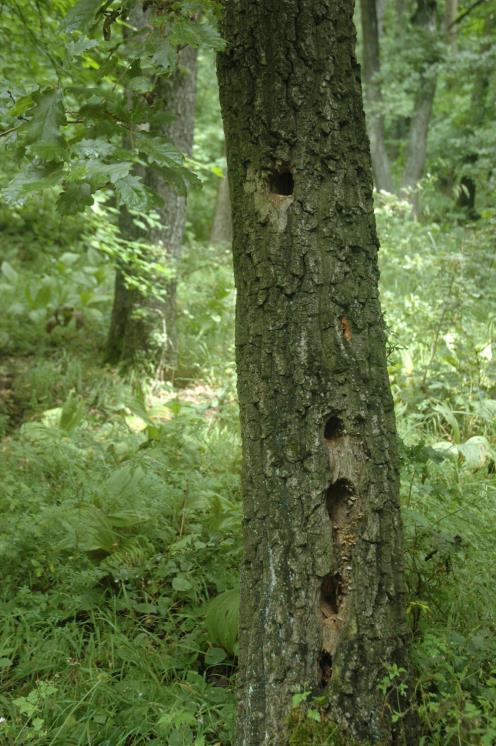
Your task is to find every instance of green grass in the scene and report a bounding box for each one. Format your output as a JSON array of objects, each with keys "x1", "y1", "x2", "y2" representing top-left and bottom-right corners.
[
  {"x1": 0, "y1": 192, "x2": 495, "y2": 744},
  {"x1": 0, "y1": 373, "x2": 241, "y2": 744}
]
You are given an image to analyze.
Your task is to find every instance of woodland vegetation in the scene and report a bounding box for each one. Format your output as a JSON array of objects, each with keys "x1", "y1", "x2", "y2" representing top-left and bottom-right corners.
[{"x1": 0, "y1": 0, "x2": 495, "y2": 744}]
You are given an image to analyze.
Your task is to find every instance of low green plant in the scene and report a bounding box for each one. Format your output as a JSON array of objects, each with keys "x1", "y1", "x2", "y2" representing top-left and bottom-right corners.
[
  {"x1": 288, "y1": 690, "x2": 370, "y2": 746},
  {"x1": 375, "y1": 190, "x2": 496, "y2": 744},
  {"x1": 0, "y1": 183, "x2": 495, "y2": 745},
  {"x1": 0, "y1": 368, "x2": 240, "y2": 744}
]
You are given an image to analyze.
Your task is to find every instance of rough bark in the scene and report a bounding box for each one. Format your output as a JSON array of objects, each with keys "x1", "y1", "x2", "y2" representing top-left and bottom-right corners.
[
  {"x1": 107, "y1": 46, "x2": 197, "y2": 371},
  {"x1": 210, "y1": 174, "x2": 233, "y2": 245},
  {"x1": 218, "y1": 2, "x2": 410, "y2": 744},
  {"x1": 359, "y1": 0, "x2": 394, "y2": 192},
  {"x1": 401, "y1": 0, "x2": 438, "y2": 202}
]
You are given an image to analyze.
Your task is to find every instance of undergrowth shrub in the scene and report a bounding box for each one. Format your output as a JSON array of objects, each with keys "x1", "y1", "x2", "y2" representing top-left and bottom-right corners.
[
  {"x1": 0, "y1": 381, "x2": 240, "y2": 744},
  {"x1": 376, "y1": 193, "x2": 496, "y2": 743},
  {"x1": 0, "y1": 188, "x2": 495, "y2": 744}
]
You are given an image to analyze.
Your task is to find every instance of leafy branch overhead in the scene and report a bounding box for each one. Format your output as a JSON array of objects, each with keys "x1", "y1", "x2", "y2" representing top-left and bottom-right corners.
[{"x1": 0, "y1": 0, "x2": 224, "y2": 213}]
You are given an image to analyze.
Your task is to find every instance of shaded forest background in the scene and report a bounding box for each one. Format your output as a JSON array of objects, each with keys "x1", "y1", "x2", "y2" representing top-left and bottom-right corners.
[{"x1": 0, "y1": 0, "x2": 495, "y2": 743}]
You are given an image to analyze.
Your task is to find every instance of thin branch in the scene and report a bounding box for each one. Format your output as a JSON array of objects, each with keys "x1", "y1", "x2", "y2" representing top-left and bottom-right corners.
[
  {"x1": 0, "y1": 125, "x2": 21, "y2": 138},
  {"x1": 449, "y1": 0, "x2": 488, "y2": 27}
]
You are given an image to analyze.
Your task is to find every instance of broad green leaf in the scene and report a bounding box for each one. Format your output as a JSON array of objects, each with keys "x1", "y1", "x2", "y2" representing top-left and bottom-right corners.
[
  {"x1": 32, "y1": 284, "x2": 53, "y2": 309},
  {"x1": 59, "y1": 252, "x2": 81, "y2": 266},
  {"x1": 20, "y1": 89, "x2": 66, "y2": 157},
  {"x1": 137, "y1": 135, "x2": 183, "y2": 167},
  {"x1": 73, "y1": 138, "x2": 115, "y2": 158},
  {"x1": 292, "y1": 692, "x2": 310, "y2": 707},
  {"x1": 96, "y1": 160, "x2": 133, "y2": 185},
  {"x1": 172, "y1": 575, "x2": 193, "y2": 592},
  {"x1": 1, "y1": 262, "x2": 18, "y2": 282},
  {"x1": 158, "y1": 709, "x2": 197, "y2": 731},
  {"x1": 134, "y1": 602, "x2": 158, "y2": 614},
  {"x1": 106, "y1": 161, "x2": 134, "y2": 183},
  {"x1": 2, "y1": 166, "x2": 64, "y2": 204},
  {"x1": 124, "y1": 414, "x2": 147, "y2": 432},
  {"x1": 128, "y1": 76, "x2": 154, "y2": 94},
  {"x1": 204, "y1": 647, "x2": 227, "y2": 666},
  {"x1": 473, "y1": 399, "x2": 496, "y2": 422},
  {"x1": 29, "y1": 140, "x2": 67, "y2": 161},
  {"x1": 125, "y1": 30, "x2": 175, "y2": 71},
  {"x1": 170, "y1": 19, "x2": 225, "y2": 51},
  {"x1": 58, "y1": 182, "x2": 94, "y2": 213},
  {"x1": 458, "y1": 436, "x2": 493, "y2": 470},
  {"x1": 307, "y1": 709, "x2": 321, "y2": 723},
  {"x1": 75, "y1": 159, "x2": 132, "y2": 189},
  {"x1": 431, "y1": 441, "x2": 459, "y2": 460},
  {"x1": 114, "y1": 175, "x2": 147, "y2": 211},
  {"x1": 205, "y1": 589, "x2": 240, "y2": 655},
  {"x1": 63, "y1": 0, "x2": 104, "y2": 33},
  {"x1": 8, "y1": 94, "x2": 34, "y2": 117},
  {"x1": 151, "y1": 40, "x2": 173, "y2": 69},
  {"x1": 28, "y1": 309, "x2": 46, "y2": 323},
  {"x1": 67, "y1": 36, "x2": 99, "y2": 57}
]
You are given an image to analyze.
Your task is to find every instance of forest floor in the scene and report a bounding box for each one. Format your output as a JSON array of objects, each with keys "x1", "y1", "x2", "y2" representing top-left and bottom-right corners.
[{"x1": 0, "y1": 193, "x2": 495, "y2": 744}]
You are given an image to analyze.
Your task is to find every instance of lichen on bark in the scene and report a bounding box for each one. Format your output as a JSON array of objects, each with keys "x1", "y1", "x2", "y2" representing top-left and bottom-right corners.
[{"x1": 217, "y1": 1, "x2": 411, "y2": 744}]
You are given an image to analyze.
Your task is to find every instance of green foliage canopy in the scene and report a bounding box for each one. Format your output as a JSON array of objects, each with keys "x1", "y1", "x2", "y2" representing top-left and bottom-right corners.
[{"x1": 0, "y1": 0, "x2": 224, "y2": 213}]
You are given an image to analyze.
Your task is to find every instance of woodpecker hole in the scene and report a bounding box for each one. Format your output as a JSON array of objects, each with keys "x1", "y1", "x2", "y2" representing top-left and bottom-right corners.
[
  {"x1": 268, "y1": 169, "x2": 294, "y2": 196},
  {"x1": 319, "y1": 650, "x2": 333, "y2": 687},
  {"x1": 326, "y1": 479, "x2": 353, "y2": 522},
  {"x1": 320, "y1": 572, "x2": 342, "y2": 614},
  {"x1": 324, "y1": 415, "x2": 343, "y2": 442}
]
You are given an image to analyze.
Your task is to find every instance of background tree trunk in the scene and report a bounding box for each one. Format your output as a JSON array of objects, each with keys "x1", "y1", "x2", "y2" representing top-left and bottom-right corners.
[
  {"x1": 376, "y1": 0, "x2": 387, "y2": 37},
  {"x1": 395, "y1": 0, "x2": 407, "y2": 23},
  {"x1": 218, "y1": 2, "x2": 410, "y2": 744},
  {"x1": 454, "y1": 14, "x2": 494, "y2": 219},
  {"x1": 359, "y1": 0, "x2": 394, "y2": 192},
  {"x1": 107, "y1": 46, "x2": 197, "y2": 371},
  {"x1": 401, "y1": 0, "x2": 438, "y2": 205},
  {"x1": 209, "y1": 174, "x2": 232, "y2": 245},
  {"x1": 444, "y1": 0, "x2": 458, "y2": 48}
]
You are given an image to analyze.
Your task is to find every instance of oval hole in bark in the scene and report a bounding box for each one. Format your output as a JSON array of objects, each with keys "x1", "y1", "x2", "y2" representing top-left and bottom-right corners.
[
  {"x1": 268, "y1": 169, "x2": 294, "y2": 196},
  {"x1": 324, "y1": 415, "x2": 343, "y2": 441},
  {"x1": 326, "y1": 479, "x2": 353, "y2": 522},
  {"x1": 320, "y1": 571, "x2": 342, "y2": 613},
  {"x1": 319, "y1": 650, "x2": 333, "y2": 686}
]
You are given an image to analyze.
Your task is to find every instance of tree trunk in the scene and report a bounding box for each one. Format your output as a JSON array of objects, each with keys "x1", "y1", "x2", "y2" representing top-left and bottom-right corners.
[
  {"x1": 107, "y1": 46, "x2": 197, "y2": 371},
  {"x1": 210, "y1": 174, "x2": 233, "y2": 245},
  {"x1": 359, "y1": 0, "x2": 394, "y2": 192},
  {"x1": 395, "y1": 0, "x2": 406, "y2": 23},
  {"x1": 376, "y1": 0, "x2": 387, "y2": 36},
  {"x1": 401, "y1": 0, "x2": 438, "y2": 204},
  {"x1": 454, "y1": 14, "x2": 493, "y2": 219},
  {"x1": 444, "y1": 0, "x2": 458, "y2": 48},
  {"x1": 218, "y1": 2, "x2": 410, "y2": 744}
]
